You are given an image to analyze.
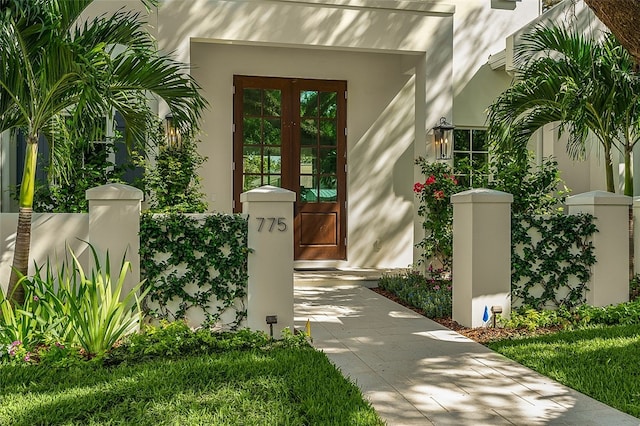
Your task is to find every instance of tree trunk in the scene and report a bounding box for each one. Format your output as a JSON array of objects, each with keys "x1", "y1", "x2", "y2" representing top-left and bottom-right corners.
[
  {"x1": 6, "y1": 135, "x2": 38, "y2": 305},
  {"x1": 624, "y1": 148, "x2": 634, "y2": 196},
  {"x1": 604, "y1": 140, "x2": 615, "y2": 193},
  {"x1": 584, "y1": 0, "x2": 640, "y2": 65}
]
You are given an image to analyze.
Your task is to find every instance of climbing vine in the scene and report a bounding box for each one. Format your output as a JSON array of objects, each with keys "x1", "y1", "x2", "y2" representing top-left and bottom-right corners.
[
  {"x1": 414, "y1": 150, "x2": 598, "y2": 309},
  {"x1": 139, "y1": 212, "x2": 249, "y2": 329},
  {"x1": 512, "y1": 213, "x2": 597, "y2": 309}
]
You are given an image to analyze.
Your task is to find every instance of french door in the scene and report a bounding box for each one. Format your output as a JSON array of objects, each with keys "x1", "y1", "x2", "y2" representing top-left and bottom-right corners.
[{"x1": 233, "y1": 76, "x2": 347, "y2": 260}]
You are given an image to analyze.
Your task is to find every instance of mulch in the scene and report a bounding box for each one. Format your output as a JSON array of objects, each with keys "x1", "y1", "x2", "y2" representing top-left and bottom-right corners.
[{"x1": 370, "y1": 287, "x2": 561, "y2": 344}]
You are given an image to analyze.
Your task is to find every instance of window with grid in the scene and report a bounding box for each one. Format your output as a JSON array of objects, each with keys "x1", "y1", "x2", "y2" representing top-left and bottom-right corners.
[{"x1": 453, "y1": 128, "x2": 489, "y2": 188}]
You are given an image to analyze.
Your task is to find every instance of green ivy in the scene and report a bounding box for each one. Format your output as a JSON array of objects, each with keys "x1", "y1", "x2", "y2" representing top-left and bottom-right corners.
[
  {"x1": 414, "y1": 150, "x2": 597, "y2": 309},
  {"x1": 512, "y1": 213, "x2": 597, "y2": 309},
  {"x1": 139, "y1": 213, "x2": 249, "y2": 329}
]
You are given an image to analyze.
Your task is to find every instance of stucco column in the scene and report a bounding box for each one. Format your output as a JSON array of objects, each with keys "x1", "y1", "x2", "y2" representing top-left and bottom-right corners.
[
  {"x1": 86, "y1": 184, "x2": 143, "y2": 296},
  {"x1": 567, "y1": 191, "x2": 631, "y2": 306},
  {"x1": 451, "y1": 189, "x2": 513, "y2": 328},
  {"x1": 635, "y1": 197, "x2": 640, "y2": 276},
  {"x1": 241, "y1": 186, "x2": 296, "y2": 337}
]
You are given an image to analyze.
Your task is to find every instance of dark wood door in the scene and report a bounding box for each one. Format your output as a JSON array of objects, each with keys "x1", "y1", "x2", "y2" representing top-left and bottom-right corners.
[{"x1": 233, "y1": 76, "x2": 347, "y2": 260}]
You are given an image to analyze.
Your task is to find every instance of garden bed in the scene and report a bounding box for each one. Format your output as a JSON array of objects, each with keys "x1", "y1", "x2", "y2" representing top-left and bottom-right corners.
[{"x1": 371, "y1": 287, "x2": 562, "y2": 343}]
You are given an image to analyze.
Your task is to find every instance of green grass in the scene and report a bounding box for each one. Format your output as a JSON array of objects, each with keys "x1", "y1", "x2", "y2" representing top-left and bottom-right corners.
[
  {"x1": 0, "y1": 346, "x2": 383, "y2": 425},
  {"x1": 487, "y1": 324, "x2": 640, "y2": 418}
]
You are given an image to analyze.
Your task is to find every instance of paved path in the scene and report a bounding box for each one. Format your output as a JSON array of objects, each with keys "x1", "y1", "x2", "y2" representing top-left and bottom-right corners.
[{"x1": 294, "y1": 285, "x2": 640, "y2": 426}]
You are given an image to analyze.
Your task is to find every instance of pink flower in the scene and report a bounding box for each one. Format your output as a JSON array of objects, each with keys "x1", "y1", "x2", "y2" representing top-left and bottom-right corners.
[
  {"x1": 449, "y1": 175, "x2": 458, "y2": 185},
  {"x1": 434, "y1": 285, "x2": 441, "y2": 291},
  {"x1": 425, "y1": 175, "x2": 436, "y2": 185},
  {"x1": 434, "y1": 190, "x2": 445, "y2": 200},
  {"x1": 447, "y1": 286, "x2": 452, "y2": 291},
  {"x1": 24, "y1": 353, "x2": 31, "y2": 362},
  {"x1": 413, "y1": 182, "x2": 424, "y2": 193}
]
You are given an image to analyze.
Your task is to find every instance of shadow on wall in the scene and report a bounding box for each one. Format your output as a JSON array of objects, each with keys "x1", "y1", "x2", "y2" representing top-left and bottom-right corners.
[
  {"x1": 0, "y1": 214, "x2": 89, "y2": 293},
  {"x1": 349, "y1": 76, "x2": 416, "y2": 268},
  {"x1": 157, "y1": 1, "x2": 457, "y2": 268},
  {"x1": 159, "y1": 0, "x2": 445, "y2": 63}
]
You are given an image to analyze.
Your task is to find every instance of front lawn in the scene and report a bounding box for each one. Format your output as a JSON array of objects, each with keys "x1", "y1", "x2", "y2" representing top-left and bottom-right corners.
[
  {"x1": 0, "y1": 344, "x2": 383, "y2": 425},
  {"x1": 488, "y1": 325, "x2": 640, "y2": 418}
]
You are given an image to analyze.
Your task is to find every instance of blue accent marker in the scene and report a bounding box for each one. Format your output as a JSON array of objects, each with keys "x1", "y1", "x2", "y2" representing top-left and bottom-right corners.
[{"x1": 483, "y1": 306, "x2": 489, "y2": 322}]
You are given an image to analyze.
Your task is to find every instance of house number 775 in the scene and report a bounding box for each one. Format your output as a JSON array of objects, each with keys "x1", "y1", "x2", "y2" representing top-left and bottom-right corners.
[{"x1": 256, "y1": 217, "x2": 287, "y2": 232}]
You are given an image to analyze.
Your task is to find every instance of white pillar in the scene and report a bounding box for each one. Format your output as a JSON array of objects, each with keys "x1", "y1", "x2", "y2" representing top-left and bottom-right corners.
[
  {"x1": 86, "y1": 184, "x2": 143, "y2": 296},
  {"x1": 451, "y1": 189, "x2": 513, "y2": 328},
  {"x1": 567, "y1": 191, "x2": 631, "y2": 306},
  {"x1": 241, "y1": 186, "x2": 296, "y2": 337},
  {"x1": 634, "y1": 197, "x2": 640, "y2": 276}
]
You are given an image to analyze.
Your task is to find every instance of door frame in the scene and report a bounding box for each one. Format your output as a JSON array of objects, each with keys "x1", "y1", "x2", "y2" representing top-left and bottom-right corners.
[{"x1": 233, "y1": 75, "x2": 347, "y2": 260}]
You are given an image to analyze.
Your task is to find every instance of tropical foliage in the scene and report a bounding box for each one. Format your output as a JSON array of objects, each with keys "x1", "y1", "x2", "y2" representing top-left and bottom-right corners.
[
  {"x1": 135, "y1": 124, "x2": 208, "y2": 213},
  {"x1": 487, "y1": 24, "x2": 640, "y2": 195},
  {"x1": 0, "y1": 0, "x2": 206, "y2": 303},
  {"x1": 0, "y1": 244, "x2": 146, "y2": 358}
]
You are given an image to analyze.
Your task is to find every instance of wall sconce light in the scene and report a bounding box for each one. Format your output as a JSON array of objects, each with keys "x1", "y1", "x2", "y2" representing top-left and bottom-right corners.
[
  {"x1": 433, "y1": 117, "x2": 455, "y2": 160},
  {"x1": 164, "y1": 112, "x2": 181, "y2": 147}
]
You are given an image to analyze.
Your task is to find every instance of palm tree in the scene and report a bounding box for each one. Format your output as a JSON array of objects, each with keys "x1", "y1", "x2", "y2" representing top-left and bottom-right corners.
[
  {"x1": 0, "y1": 0, "x2": 206, "y2": 303},
  {"x1": 487, "y1": 24, "x2": 640, "y2": 195}
]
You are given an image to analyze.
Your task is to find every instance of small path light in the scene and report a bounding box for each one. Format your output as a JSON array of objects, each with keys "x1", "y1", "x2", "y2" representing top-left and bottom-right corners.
[
  {"x1": 491, "y1": 305, "x2": 503, "y2": 328},
  {"x1": 266, "y1": 315, "x2": 278, "y2": 339},
  {"x1": 433, "y1": 117, "x2": 454, "y2": 160}
]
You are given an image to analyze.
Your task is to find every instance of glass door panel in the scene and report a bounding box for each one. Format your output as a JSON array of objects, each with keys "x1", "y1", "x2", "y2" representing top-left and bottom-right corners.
[
  {"x1": 241, "y1": 87, "x2": 284, "y2": 191},
  {"x1": 299, "y1": 90, "x2": 338, "y2": 204}
]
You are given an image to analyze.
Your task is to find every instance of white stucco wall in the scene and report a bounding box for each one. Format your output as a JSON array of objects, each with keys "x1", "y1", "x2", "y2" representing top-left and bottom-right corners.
[
  {"x1": 0, "y1": 214, "x2": 89, "y2": 293},
  {"x1": 80, "y1": 0, "x2": 540, "y2": 268}
]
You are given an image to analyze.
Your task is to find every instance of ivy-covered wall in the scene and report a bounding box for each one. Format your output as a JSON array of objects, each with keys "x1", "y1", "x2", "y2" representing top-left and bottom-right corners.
[
  {"x1": 139, "y1": 213, "x2": 249, "y2": 329},
  {"x1": 512, "y1": 213, "x2": 597, "y2": 310}
]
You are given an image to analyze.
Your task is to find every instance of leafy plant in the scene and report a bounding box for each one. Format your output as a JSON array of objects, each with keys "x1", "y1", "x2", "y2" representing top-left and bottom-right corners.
[
  {"x1": 140, "y1": 213, "x2": 249, "y2": 328},
  {"x1": 379, "y1": 270, "x2": 452, "y2": 318},
  {"x1": 413, "y1": 159, "x2": 464, "y2": 272},
  {"x1": 630, "y1": 274, "x2": 640, "y2": 301},
  {"x1": 1, "y1": 244, "x2": 148, "y2": 359},
  {"x1": 54, "y1": 245, "x2": 148, "y2": 356},
  {"x1": 134, "y1": 124, "x2": 208, "y2": 213},
  {"x1": 0, "y1": 0, "x2": 206, "y2": 304}
]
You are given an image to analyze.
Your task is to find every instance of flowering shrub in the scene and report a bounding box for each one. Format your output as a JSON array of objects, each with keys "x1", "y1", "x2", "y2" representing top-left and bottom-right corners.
[{"x1": 413, "y1": 158, "x2": 464, "y2": 274}]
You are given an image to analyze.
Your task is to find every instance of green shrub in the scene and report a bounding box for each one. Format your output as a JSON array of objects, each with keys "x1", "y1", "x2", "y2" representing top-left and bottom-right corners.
[
  {"x1": 0, "y1": 244, "x2": 147, "y2": 361},
  {"x1": 503, "y1": 300, "x2": 640, "y2": 331},
  {"x1": 631, "y1": 274, "x2": 640, "y2": 301},
  {"x1": 378, "y1": 270, "x2": 452, "y2": 318},
  {"x1": 104, "y1": 322, "x2": 307, "y2": 366}
]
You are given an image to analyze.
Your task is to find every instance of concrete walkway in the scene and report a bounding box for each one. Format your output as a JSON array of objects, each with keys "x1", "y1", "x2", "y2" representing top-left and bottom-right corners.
[{"x1": 294, "y1": 285, "x2": 640, "y2": 426}]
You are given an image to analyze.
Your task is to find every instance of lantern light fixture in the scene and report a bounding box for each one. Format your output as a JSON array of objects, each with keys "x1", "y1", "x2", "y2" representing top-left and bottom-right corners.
[
  {"x1": 433, "y1": 117, "x2": 455, "y2": 160},
  {"x1": 164, "y1": 112, "x2": 181, "y2": 147}
]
